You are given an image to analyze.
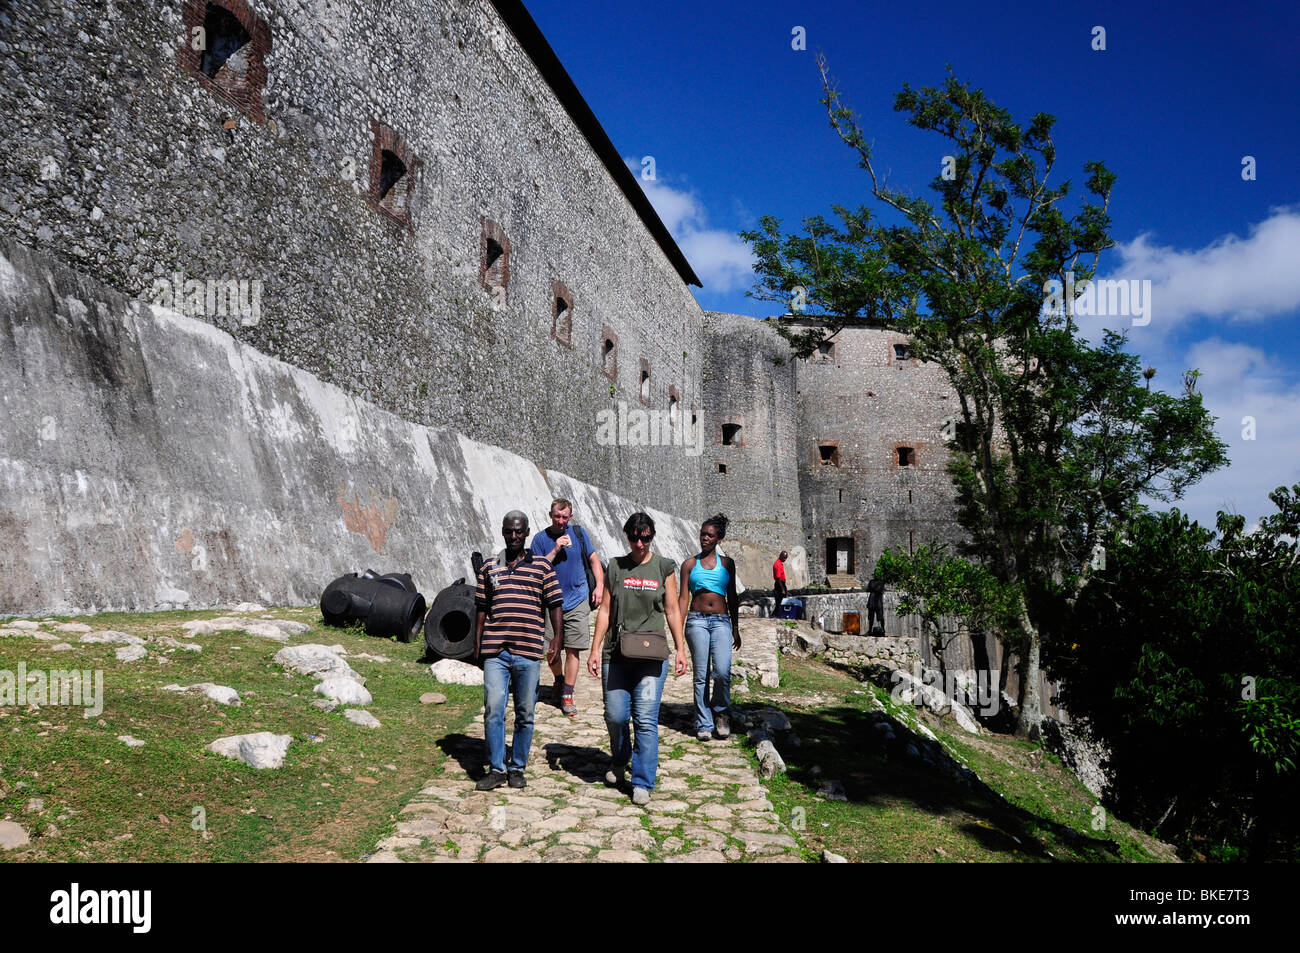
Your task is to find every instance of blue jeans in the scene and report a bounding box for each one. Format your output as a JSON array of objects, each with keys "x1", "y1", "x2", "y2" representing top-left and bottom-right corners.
[
  {"x1": 602, "y1": 655, "x2": 669, "y2": 790},
  {"x1": 685, "y1": 611, "x2": 733, "y2": 733},
  {"x1": 482, "y1": 649, "x2": 541, "y2": 774}
]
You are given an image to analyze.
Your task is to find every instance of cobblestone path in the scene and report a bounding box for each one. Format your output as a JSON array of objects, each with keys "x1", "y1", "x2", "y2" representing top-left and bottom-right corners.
[{"x1": 369, "y1": 631, "x2": 803, "y2": 863}]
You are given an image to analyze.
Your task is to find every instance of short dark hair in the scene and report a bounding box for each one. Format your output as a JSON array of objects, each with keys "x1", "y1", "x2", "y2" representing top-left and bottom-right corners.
[
  {"x1": 702, "y1": 513, "x2": 728, "y2": 539},
  {"x1": 623, "y1": 512, "x2": 655, "y2": 539}
]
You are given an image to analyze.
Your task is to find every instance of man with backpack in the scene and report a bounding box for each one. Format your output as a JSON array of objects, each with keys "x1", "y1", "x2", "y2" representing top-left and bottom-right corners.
[{"x1": 530, "y1": 498, "x2": 604, "y2": 717}]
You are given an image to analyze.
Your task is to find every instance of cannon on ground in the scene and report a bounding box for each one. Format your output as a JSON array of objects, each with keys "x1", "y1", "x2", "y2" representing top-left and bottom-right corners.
[{"x1": 319, "y1": 569, "x2": 426, "y2": 642}]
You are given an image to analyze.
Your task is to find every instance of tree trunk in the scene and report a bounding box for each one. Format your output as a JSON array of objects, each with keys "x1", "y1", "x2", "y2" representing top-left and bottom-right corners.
[{"x1": 1013, "y1": 609, "x2": 1043, "y2": 740}]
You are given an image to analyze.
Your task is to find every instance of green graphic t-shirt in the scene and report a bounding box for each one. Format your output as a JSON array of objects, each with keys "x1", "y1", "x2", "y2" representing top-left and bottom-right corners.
[{"x1": 603, "y1": 552, "x2": 678, "y2": 661}]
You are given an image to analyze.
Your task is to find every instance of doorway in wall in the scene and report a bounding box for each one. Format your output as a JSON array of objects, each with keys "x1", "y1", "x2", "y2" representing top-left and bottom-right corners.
[{"x1": 825, "y1": 536, "x2": 855, "y2": 575}]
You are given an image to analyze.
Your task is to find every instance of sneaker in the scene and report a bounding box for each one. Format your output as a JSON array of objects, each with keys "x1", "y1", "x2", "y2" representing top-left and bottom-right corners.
[
  {"x1": 696, "y1": 729, "x2": 712, "y2": 742},
  {"x1": 714, "y1": 712, "x2": 731, "y2": 739},
  {"x1": 631, "y1": 787, "x2": 651, "y2": 806},
  {"x1": 508, "y1": 771, "x2": 527, "y2": 789},
  {"x1": 476, "y1": 770, "x2": 508, "y2": 791},
  {"x1": 604, "y1": 764, "x2": 625, "y2": 787},
  {"x1": 561, "y1": 695, "x2": 577, "y2": 717}
]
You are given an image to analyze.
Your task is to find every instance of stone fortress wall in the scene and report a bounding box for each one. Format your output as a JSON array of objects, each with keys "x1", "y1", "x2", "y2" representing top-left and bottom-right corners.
[
  {"x1": 703, "y1": 314, "x2": 967, "y2": 588},
  {"x1": 0, "y1": 0, "x2": 705, "y2": 522},
  {"x1": 788, "y1": 317, "x2": 968, "y2": 583},
  {"x1": 0, "y1": 0, "x2": 965, "y2": 615},
  {"x1": 701, "y1": 312, "x2": 806, "y2": 588}
]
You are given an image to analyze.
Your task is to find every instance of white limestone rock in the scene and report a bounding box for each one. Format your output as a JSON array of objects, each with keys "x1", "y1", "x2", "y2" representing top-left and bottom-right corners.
[
  {"x1": 274, "y1": 644, "x2": 361, "y2": 681},
  {"x1": 54, "y1": 622, "x2": 93, "y2": 633},
  {"x1": 206, "y1": 732, "x2": 291, "y2": 769},
  {"x1": 344, "y1": 708, "x2": 381, "y2": 729},
  {"x1": 315, "y1": 678, "x2": 373, "y2": 705},
  {"x1": 115, "y1": 645, "x2": 147, "y2": 662},
  {"x1": 162, "y1": 683, "x2": 242, "y2": 706},
  {"x1": 81, "y1": 631, "x2": 144, "y2": 645},
  {"x1": 231, "y1": 603, "x2": 266, "y2": 613},
  {"x1": 890, "y1": 668, "x2": 981, "y2": 734},
  {"x1": 756, "y1": 740, "x2": 786, "y2": 779},
  {"x1": 238, "y1": 622, "x2": 292, "y2": 642},
  {"x1": 4, "y1": 620, "x2": 41, "y2": 631},
  {"x1": 429, "y1": 659, "x2": 483, "y2": 686},
  {"x1": 754, "y1": 709, "x2": 792, "y2": 732},
  {"x1": 257, "y1": 618, "x2": 311, "y2": 636},
  {"x1": 817, "y1": 779, "x2": 848, "y2": 802},
  {"x1": 154, "y1": 636, "x2": 202, "y2": 652},
  {"x1": 118, "y1": 735, "x2": 146, "y2": 747},
  {"x1": 0, "y1": 821, "x2": 30, "y2": 850}
]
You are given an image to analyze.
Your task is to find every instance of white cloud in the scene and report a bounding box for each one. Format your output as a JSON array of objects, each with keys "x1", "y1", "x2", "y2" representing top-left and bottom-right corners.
[
  {"x1": 1149, "y1": 336, "x2": 1300, "y2": 529},
  {"x1": 627, "y1": 159, "x2": 754, "y2": 292},
  {"x1": 678, "y1": 230, "x2": 755, "y2": 293},
  {"x1": 1085, "y1": 207, "x2": 1300, "y2": 341}
]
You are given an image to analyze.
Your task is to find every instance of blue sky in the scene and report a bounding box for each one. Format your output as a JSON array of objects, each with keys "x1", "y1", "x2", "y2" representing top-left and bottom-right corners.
[{"x1": 523, "y1": 0, "x2": 1300, "y2": 530}]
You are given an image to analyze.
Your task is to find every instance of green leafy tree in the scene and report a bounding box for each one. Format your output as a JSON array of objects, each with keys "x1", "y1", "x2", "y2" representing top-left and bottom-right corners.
[
  {"x1": 875, "y1": 543, "x2": 1018, "y2": 683},
  {"x1": 743, "y1": 58, "x2": 1229, "y2": 737},
  {"x1": 1047, "y1": 487, "x2": 1300, "y2": 860}
]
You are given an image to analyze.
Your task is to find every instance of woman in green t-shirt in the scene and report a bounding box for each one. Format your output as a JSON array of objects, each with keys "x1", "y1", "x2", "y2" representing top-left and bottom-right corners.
[{"x1": 586, "y1": 512, "x2": 687, "y2": 805}]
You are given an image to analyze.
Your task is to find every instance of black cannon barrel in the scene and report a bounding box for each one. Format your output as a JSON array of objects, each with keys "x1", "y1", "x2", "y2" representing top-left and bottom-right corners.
[
  {"x1": 424, "y1": 578, "x2": 477, "y2": 660},
  {"x1": 319, "y1": 570, "x2": 426, "y2": 642}
]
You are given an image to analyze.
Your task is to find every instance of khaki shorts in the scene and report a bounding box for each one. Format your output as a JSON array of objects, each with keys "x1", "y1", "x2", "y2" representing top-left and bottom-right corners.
[{"x1": 546, "y1": 601, "x2": 592, "y2": 651}]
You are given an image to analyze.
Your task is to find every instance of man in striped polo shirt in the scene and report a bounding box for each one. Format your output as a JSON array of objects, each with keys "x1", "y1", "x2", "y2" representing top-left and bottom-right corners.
[{"x1": 473, "y1": 510, "x2": 564, "y2": 790}]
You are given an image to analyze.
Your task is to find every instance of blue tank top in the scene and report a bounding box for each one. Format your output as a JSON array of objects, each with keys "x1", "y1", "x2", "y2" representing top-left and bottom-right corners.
[{"x1": 689, "y1": 553, "x2": 730, "y2": 596}]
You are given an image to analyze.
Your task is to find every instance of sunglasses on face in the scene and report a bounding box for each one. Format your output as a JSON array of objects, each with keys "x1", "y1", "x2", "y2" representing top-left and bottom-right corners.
[{"x1": 628, "y1": 532, "x2": 654, "y2": 542}]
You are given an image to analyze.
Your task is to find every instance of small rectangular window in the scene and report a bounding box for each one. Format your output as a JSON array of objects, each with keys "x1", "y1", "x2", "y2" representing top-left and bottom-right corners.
[
  {"x1": 600, "y1": 325, "x2": 618, "y2": 381},
  {"x1": 481, "y1": 219, "x2": 511, "y2": 300},
  {"x1": 368, "y1": 121, "x2": 421, "y2": 231},
  {"x1": 551, "y1": 281, "x2": 573, "y2": 347}
]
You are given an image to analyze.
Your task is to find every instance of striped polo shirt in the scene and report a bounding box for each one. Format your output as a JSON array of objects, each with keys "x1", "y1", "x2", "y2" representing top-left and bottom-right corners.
[{"x1": 475, "y1": 549, "x2": 563, "y2": 660}]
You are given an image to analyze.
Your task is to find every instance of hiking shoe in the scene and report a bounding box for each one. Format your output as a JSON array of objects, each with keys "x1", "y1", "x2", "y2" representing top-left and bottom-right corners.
[
  {"x1": 476, "y1": 770, "x2": 508, "y2": 791},
  {"x1": 508, "y1": 771, "x2": 527, "y2": 789},
  {"x1": 604, "y1": 765, "x2": 625, "y2": 787},
  {"x1": 561, "y1": 695, "x2": 577, "y2": 717},
  {"x1": 714, "y1": 712, "x2": 731, "y2": 739},
  {"x1": 696, "y1": 729, "x2": 712, "y2": 742},
  {"x1": 632, "y1": 787, "x2": 651, "y2": 806}
]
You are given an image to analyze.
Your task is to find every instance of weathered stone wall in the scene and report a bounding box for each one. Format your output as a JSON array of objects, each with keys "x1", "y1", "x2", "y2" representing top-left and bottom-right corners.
[
  {"x1": 790, "y1": 320, "x2": 967, "y2": 584},
  {"x1": 0, "y1": 0, "x2": 704, "y2": 519},
  {"x1": 701, "y1": 311, "x2": 806, "y2": 587},
  {"x1": 0, "y1": 239, "x2": 702, "y2": 614}
]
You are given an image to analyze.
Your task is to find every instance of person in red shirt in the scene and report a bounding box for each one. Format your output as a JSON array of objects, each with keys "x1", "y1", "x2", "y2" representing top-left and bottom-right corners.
[{"x1": 773, "y1": 551, "x2": 788, "y2": 601}]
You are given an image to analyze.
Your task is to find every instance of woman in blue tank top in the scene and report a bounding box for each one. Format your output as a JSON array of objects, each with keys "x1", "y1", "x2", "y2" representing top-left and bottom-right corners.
[{"x1": 677, "y1": 514, "x2": 740, "y2": 741}]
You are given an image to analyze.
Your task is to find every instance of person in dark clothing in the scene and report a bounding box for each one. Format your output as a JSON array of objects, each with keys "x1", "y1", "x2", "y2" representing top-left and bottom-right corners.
[{"x1": 867, "y1": 577, "x2": 885, "y2": 635}]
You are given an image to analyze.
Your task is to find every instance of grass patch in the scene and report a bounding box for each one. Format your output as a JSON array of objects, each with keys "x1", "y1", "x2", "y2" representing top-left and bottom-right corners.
[
  {"x1": 740, "y1": 654, "x2": 1177, "y2": 863},
  {"x1": 0, "y1": 607, "x2": 480, "y2": 862}
]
